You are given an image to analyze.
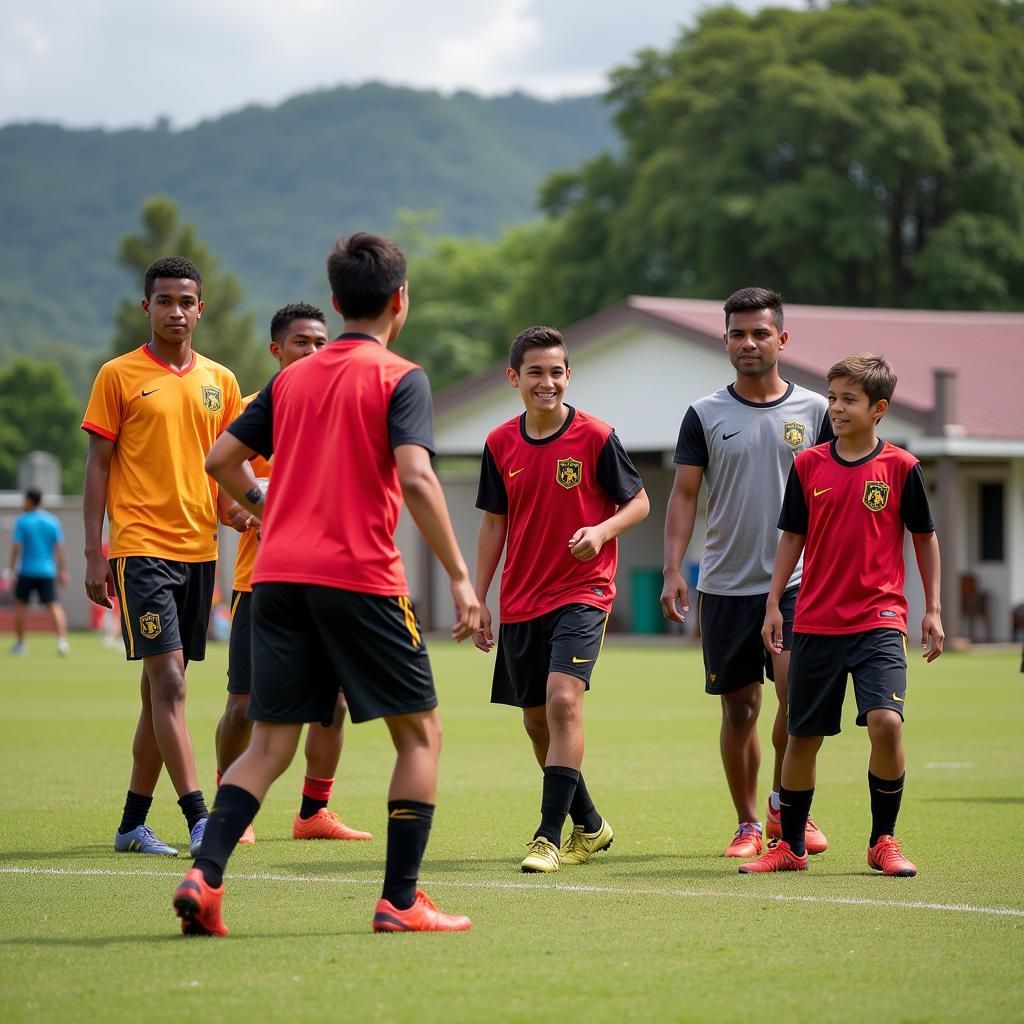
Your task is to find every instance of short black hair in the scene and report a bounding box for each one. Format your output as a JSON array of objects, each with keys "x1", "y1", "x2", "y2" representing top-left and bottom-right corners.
[
  {"x1": 326, "y1": 233, "x2": 406, "y2": 320},
  {"x1": 270, "y1": 302, "x2": 327, "y2": 343},
  {"x1": 827, "y1": 353, "x2": 898, "y2": 406},
  {"x1": 25, "y1": 488, "x2": 42, "y2": 507},
  {"x1": 144, "y1": 256, "x2": 202, "y2": 299},
  {"x1": 510, "y1": 325, "x2": 568, "y2": 372},
  {"x1": 723, "y1": 287, "x2": 784, "y2": 332}
]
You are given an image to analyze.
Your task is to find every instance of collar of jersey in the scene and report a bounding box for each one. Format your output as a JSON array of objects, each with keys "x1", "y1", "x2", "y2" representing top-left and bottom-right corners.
[
  {"x1": 726, "y1": 380, "x2": 794, "y2": 409},
  {"x1": 141, "y1": 343, "x2": 196, "y2": 377},
  {"x1": 335, "y1": 332, "x2": 381, "y2": 344},
  {"x1": 518, "y1": 405, "x2": 576, "y2": 446},
  {"x1": 829, "y1": 437, "x2": 884, "y2": 467}
]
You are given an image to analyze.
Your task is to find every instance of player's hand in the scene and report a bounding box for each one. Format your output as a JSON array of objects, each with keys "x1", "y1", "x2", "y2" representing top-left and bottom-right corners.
[
  {"x1": 84, "y1": 551, "x2": 113, "y2": 609},
  {"x1": 222, "y1": 502, "x2": 256, "y2": 533},
  {"x1": 450, "y1": 577, "x2": 481, "y2": 642},
  {"x1": 473, "y1": 603, "x2": 495, "y2": 653},
  {"x1": 58, "y1": 570, "x2": 70, "y2": 587},
  {"x1": 568, "y1": 526, "x2": 605, "y2": 562},
  {"x1": 0, "y1": 568, "x2": 11, "y2": 594},
  {"x1": 921, "y1": 612, "x2": 944, "y2": 662},
  {"x1": 761, "y1": 605, "x2": 784, "y2": 655},
  {"x1": 660, "y1": 570, "x2": 690, "y2": 623}
]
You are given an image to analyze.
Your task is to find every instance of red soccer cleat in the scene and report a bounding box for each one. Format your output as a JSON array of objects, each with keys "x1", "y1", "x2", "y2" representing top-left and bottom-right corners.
[
  {"x1": 738, "y1": 839, "x2": 808, "y2": 874},
  {"x1": 173, "y1": 868, "x2": 228, "y2": 936},
  {"x1": 724, "y1": 822, "x2": 763, "y2": 858},
  {"x1": 292, "y1": 809, "x2": 372, "y2": 841},
  {"x1": 372, "y1": 889, "x2": 472, "y2": 933},
  {"x1": 238, "y1": 823, "x2": 256, "y2": 845},
  {"x1": 765, "y1": 803, "x2": 828, "y2": 854},
  {"x1": 868, "y1": 835, "x2": 917, "y2": 877}
]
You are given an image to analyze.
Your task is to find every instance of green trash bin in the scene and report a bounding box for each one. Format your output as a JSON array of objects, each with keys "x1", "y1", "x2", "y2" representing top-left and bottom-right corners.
[{"x1": 631, "y1": 568, "x2": 665, "y2": 634}]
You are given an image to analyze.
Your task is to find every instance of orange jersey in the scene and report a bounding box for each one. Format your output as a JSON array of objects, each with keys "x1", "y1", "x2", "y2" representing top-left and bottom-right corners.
[
  {"x1": 231, "y1": 392, "x2": 271, "y2": 592},
  {"x1": 82, "y1": 344, "x2": 242, "y2": 561}
]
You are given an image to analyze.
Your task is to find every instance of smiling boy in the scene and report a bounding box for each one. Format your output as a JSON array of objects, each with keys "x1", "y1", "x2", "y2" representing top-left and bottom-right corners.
[{"x1": 474, "y1": 325, "x2": 649, "y2": 873}]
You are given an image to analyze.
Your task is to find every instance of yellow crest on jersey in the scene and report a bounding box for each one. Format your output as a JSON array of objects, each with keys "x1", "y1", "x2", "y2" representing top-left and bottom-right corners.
[
  {"x1": 202, "y1": 385, "x2": 223, "y2": 412},
  {"x1": 862, "y1": 481, "x2": 890, "y2": 512},
  {"x1": 139, "y1": 612, "x2": 162, "y2": 639},
  {"x1": 556, "y1": 457, "x2": 583, "y2": 489},
  {"x1": 783, "y1": 421, "x2": 806, "y2": 448}
]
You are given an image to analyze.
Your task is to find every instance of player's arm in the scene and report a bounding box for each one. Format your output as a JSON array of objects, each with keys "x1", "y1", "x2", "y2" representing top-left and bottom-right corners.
[
  {"x1": 216, "y1": 480, "x2": 258, "y2": 533},
  {"x1": 762, "y1": 531, "x2": 805, "y2": 654},
  {"x1": 569, "y1": 488, "x2": 650, "y2": 562},
  {"x1": 396, "y1": 443, "x2": 480, "y2": 642},
  {"x1": 55, "y1": 541, "x2": 69, "y2": 586},
  {"x1": 2, "y1": 538, "x2": 19, "y2": 592},
  {"x1": 474, "y1": 512, "x2": 508, "y2": 653},
  {"x1": 83, "y1": 433, "x2": 115, "y2": 608},
  {"x1": 661, "y1": 464, "x2": 703, "y2": 622},
  {"x1": 206, "y1": 433, "x2": 263, "y2": 519},
  {"x1": 912, "y1": 531, "x2": 943, "y2": 662}
]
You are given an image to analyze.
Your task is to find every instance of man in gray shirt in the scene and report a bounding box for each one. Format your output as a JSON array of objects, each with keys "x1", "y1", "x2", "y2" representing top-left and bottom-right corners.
[{"x1": 661, "y1": 287, "x2": 831, "y2": 860}]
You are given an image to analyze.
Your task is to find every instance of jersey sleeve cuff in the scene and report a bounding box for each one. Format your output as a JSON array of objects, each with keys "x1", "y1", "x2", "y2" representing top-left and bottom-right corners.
[{"x1": 82, "y1": 421, "x2": 117, "y2": 441}]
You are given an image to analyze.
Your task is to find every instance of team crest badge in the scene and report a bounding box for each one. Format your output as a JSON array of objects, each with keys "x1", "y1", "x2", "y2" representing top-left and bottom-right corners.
[
  {"x1": 783, "y1": 421, "x2": 806, "y2": 447},
  {"x1": 139, "y1": 612, "x2": 162, "y2": 640},
  {"x1": 863, "y1": 481, "x2": 890, "y2": 512},
  {"x1": 202, "y1": 385, "x2": 223, "y2": 412},
  {"x1": 556, "y1": 457, "x2": 583, "y2": 489}
]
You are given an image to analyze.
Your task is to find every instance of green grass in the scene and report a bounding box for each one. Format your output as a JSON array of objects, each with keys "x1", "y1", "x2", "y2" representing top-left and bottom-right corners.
[{"x1": 1, "y1": 636, "x2": 1022, "y2": 1023}]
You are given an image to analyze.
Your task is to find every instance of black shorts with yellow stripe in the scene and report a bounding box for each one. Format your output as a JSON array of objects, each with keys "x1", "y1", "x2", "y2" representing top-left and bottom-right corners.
[
  {"x1": 248, "y1": 582, "x2": 436, "y2": 726},
  {"x1": 492, "y1": 603, "x2": 608, "y2": 709},
  {"x1": 226, "y1": 590, "x2": 253, "y2": 694},
  {"x1": 109, "y1": 556, "x2": 216, "y2": 663}
]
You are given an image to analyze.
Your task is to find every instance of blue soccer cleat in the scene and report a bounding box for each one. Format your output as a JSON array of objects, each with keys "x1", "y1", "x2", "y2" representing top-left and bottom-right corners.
[
  {"x1": 114, "y1": 824, "x2": 178, "y2": 856},
  {"x1": 189, "y1": 816, "x2": 208, "y2": 857}
]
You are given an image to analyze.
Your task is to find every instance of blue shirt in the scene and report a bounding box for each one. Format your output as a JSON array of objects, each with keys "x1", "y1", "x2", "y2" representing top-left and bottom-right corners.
[{"x1": 13, "y1": 508, "x2": 64, "y2": 578}]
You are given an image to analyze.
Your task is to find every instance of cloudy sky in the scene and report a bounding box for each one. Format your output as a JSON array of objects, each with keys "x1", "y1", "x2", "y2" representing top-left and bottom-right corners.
[{"x1": 0, "y1": 0, "x2": 802, "y2": 130}]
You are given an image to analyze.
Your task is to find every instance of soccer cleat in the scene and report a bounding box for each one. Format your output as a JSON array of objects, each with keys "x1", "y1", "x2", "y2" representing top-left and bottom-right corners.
[
  {"x1": 738, "y1": 838, "x2": 808, "y2": 873},
  {"x1": 173, "y1": 868, "x2": 228, "y2": 936},
  {"x1": 237, "y1": 823, "x2": 256, "y2": 845},
  {"x1": 292, "y1": 809, "x2": 372, "y2": 841},
  {"x1": 724, "y1": 822, "x2": 763, "y2": 858},
  {"x1": 9, "y1": 641, "x2": 27, "y2": 656},
  {"x1": 188, "y1": 816, "x2": 208, "y2": 857},
  {"x1": 373, "y1": 889, "x2": 471, "y2": 933},
  {"x1": 868, "y1": 835, "x2": 917, "y2": 877},
  {"x1": 56, "y1": 638, "x2": 70, "y2": 656},
  {"x1": 560, "y1": 818, "x2": 614, "y2": 865},
  {"x1": 765, "y1": 804, "x2": 828, "y2": 854},
  {"x1": 114, "y1": 824, "x2": 178, "y2": 856},
  {"x1": 521, "y1": 836, "x2": 560, "y2": 873},
  {"x1": 765, "y1": 800, "x2": 782, "y2": 840}
]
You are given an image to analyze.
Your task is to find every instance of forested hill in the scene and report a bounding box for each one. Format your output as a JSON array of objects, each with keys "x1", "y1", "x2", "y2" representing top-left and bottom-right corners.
[{"x1": 0, "y1": 83, "x2": 615, "y2": 356}]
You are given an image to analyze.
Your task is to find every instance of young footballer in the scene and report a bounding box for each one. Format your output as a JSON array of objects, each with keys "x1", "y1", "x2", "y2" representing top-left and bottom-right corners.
[
  {"x1": 83, "y1": 256, "x2": 243, "y2": 857},
  {"x1": 661, "y1": 287, "x2": 832, "y2": 859},
  {"x1": 175, "y1": 232, "x2": 478, "y2": 936},
  {"x1": 215, "y1": 302, "x2": 371, "y2": 845},
  {"x1": 741, "y1": 354, "x2": 943, "y2": 876},
  {"x1": 474, "y1": 325, "x2": 649, "y2": 873}
]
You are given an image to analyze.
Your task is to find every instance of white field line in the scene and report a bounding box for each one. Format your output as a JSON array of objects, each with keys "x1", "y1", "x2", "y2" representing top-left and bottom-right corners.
[{"x1": 2, "y1": 865, "x2": 1022, "y2": 920}]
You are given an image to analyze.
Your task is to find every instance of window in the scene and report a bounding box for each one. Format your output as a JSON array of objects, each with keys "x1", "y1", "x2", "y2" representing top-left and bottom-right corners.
[{"x1": 979, "y1": 483, "x2": 1004, "y2": 562}]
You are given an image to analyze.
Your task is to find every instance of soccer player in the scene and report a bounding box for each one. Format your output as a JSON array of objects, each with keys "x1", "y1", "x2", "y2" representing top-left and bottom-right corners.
[
  {"x1": 474, "y1": 325, "x2": 649, "y2": 874},
  {"x1": 83, "y1": 256, "x2": 243, "y2": 858},
  {"x1": 174, "y1": 232, "x2": 478, "y2": 936},
  {"x1": 5, "y1": 488, "x2": 70, "y2": 656},
  {"x1": 661, "y1": 287, "x2": 832, "y2": 859},
  {"x1": 741, "y1": 354, "x2": 943, "y2": 876},
  {"x1": 216, "y1": 301, "x2": 371, "y2": 844}
]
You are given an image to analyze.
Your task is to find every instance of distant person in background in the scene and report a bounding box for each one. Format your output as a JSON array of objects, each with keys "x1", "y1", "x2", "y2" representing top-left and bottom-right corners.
[{"x1": 5, "y1": 488, "x2": 70, "y2": 656}]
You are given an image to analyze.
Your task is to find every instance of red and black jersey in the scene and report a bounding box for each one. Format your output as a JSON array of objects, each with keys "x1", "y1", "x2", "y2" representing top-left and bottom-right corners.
[
  {"x1": 227, "y1": 334, "x2": 434, "y2": 595},
  {"x1": 779, "y1": 439, "x2": 934, "y2": 635},
  {"x1": 477, "y1": 406, "x2": 644, "y2": 623}
]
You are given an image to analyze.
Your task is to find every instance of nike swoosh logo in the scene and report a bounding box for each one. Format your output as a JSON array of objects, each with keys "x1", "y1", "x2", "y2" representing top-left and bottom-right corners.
[
  {"x1": 814, "y1": 487, "x2": 832, "y2": 497},
  {"x1": 722, "y1": 431, "x2": 742, "y2": 440},
  {"x1": 571, "y1": 656, "x2": 593, "y2": 664},
  {"x1": 508, "y1": 468, "x2": 525, "y2": 477},
  {"x1": 891, "y1": 692, "x2": 905, "y2": 703},
  {"x1": 141, "y1": 389, "x2": 160, "y2": 397}
]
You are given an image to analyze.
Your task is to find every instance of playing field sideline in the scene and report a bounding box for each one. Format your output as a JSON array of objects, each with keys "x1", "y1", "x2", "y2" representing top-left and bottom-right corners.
[{"x1": 1, "y1": 637, "x2": 1021, "y2": 1023}]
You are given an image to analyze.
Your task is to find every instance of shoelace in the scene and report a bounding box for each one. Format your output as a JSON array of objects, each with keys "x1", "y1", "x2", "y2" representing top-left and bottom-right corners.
[
  {"x1": 563, "y1": 826, "x2": 585, "y2": 853},
  {"x1": 137, "y1": 825, "x2": 158, "y2": 842},
  {"x1": 875, "y1": 838, "x2": 904, "y2": 865}
]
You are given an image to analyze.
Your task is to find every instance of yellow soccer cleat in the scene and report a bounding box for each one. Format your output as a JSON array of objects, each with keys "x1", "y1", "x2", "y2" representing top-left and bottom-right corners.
[
  {"x1": 521, "y1": 836, "x2": 561, "y2": 873},
  {"x1": 560, "y1": 818, "x2": 614, "y2": 865}
]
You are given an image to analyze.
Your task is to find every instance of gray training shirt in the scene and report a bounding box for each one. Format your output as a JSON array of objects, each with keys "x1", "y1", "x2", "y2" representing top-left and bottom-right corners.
[{"x1": 674, "y1": 381, "x2": 831, "y2": 596}]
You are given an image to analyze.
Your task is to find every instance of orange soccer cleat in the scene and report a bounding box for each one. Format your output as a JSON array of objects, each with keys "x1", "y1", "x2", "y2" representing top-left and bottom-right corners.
[
  {"x1": 868, "y1": 835, "x2": 917, "y2": 877},
  {"x1": 372, "y1": 889, "x2": 471, "y2": 933},
  {"x1": 238, "y1": 823, "x2": 256, "y2": 845},
  {"x1": 724, "y1": 822, "x2": 763, "y2": 858},
  {"x1": 738, "y1": 839, "x2": 808, "y2": 874},
  {"x1": 292, "y1": 809, "x2": 372, "y2": 841},
  {"x1": 765, "y1": 803, "x2": 828, "y2": 854},
  {"x1": 173, "y1": 868, "x2": 228, "y2": 936}
]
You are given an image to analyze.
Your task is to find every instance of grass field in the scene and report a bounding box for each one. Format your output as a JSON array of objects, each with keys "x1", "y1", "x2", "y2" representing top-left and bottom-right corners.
[{"x1": 1, "y1": 635, "x2": 1022, "y2": 1023}]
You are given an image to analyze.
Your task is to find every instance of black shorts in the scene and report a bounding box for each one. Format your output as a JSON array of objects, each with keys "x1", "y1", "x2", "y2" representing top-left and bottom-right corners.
[
  {"x1": 15, "y1": 575, "x2": 56, "y2": 604},
  {"x1": 492, "y1": 603, "x2": 609, "y2": 709},
  {"x1": 249, "y1": 582, "x2": 436, "y2": 726},
  {"x1": 788, "y1": 629, "x2": 908, "y2": 737},
  {"x1": 226, "y1": 590, "x2": 253, "y2": 694},
  {"x1": 698, "y1": 586, "x2": 798, "y2": 695},
  {"x1": 109, "y1": 556, "x2": 215, "y2": 662}
]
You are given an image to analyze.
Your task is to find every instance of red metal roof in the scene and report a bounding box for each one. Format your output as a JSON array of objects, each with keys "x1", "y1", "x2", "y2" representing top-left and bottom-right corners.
[{"x1": 628, "y1": 297, "x2": 1022, "y2": 439}]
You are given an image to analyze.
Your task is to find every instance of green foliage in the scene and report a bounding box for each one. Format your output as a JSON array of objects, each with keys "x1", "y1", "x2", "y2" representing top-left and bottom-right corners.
[
  {"x1": 521, "y1": 0, "x2": 1024, "y2": 318},
  {"x1": 110, "y1": 197, "x2": 267, "y2": 392},
  {"x1": 0, "y1": 359, "x2": 86, "y2": 493}
]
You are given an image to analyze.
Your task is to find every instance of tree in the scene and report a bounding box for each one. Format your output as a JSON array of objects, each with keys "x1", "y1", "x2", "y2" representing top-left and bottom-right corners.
[
  {"x1": 0, "y1": 359, "x2": 87, "y2": 493},
  {"x1": 111, "y1": 196, "x2": 269, "y2": 390},
  {"x1": 521, "y1": 0, "x2": 1024, "y2": 318}
]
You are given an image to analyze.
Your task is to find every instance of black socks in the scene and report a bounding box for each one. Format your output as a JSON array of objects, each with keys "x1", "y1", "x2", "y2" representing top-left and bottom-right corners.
[
  {"x1": 117, "y1": 791, "x2": 152, "y2": 835},
  {"x1": 568, "y1": 772, "x2": 603, "y2": 834},
  {"x1": 868, "y1": 771, "x2": 905, "y2": 845},
  {"x1": 779, "y1": 785, "x2": 814, "y2": 857},
  {"x1": 535, "y1": 766, "x2": 579, "y2": 845},
  {"x1": 382, "y1": 800, "x2": 435, "y2": 911},
  {"x1": 177, "y1": 790, "x2": 209, "y2": 832},
  {"x1": 193, "y1": 784, "x2": 261, "y2": 889}
]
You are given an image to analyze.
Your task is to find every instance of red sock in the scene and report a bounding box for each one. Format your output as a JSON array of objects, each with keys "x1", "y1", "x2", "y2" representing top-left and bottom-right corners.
[
  {"x1": 216, "y1": 770, "x2": 223, "y2": 787},
  {"x1": 300, "y1": 776, "x2": 334, "y2": 819}
]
